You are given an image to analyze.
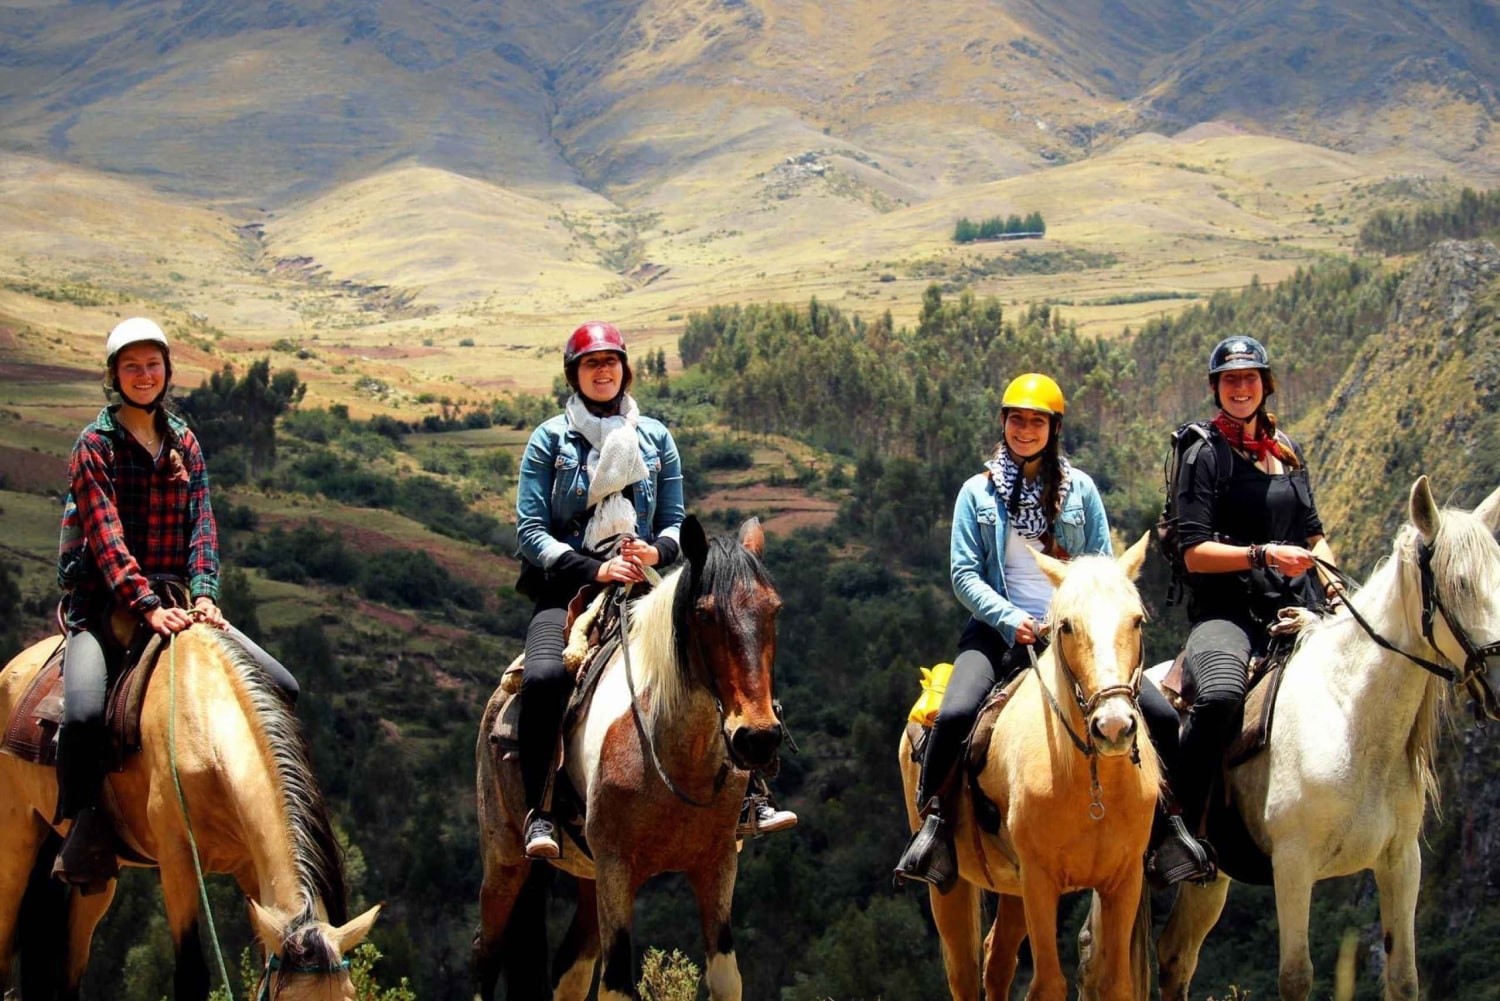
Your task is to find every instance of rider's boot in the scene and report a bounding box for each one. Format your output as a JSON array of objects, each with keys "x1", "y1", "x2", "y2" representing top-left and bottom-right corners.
[
  {"x1": 894, "y1": 797, "x2": 957, "y2": 893},
  {"x1": 52, "y1": 721, "x2": 120, "y2": 892},
  {"x1": 1145, "y1": 801, "x2": 1216, "y2": 888}
]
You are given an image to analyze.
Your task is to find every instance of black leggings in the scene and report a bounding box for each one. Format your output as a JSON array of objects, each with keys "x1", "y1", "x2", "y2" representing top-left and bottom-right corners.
[
  {"x1": 1175, "y1": 617, "x2": 1257, "y2": 828},
  {"x1": 920, "y1": 617, "x2": 1181, "y2": 807},
  {"x1": 518, "y1": 592, "x2": 573, "y2": 810}
]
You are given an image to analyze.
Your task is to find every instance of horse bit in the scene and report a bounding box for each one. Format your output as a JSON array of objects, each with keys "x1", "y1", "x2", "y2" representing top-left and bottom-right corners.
[{"x1": 1026, "y1": 633, "x2": 1145, "y2": 821}]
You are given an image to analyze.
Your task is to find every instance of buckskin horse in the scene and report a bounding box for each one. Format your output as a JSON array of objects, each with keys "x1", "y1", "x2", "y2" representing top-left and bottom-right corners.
[
  {"x1": 1080, "y1": 477, "x2": 1500, "y2": 1001},
  {"x1": 0, "y1": 623, "x2": 379, "y2": 1000},
  {"x1": 474, "y1": 516, "x2": 784, "y2": 1000},
  {"x1": 899, "y1": 534, "x2": 1161, "y2": 1001}
]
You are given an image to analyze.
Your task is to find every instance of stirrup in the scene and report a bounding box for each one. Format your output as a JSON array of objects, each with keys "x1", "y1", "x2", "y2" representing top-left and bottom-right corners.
[
  {"x1": 737, "y1": 794, "x2": 798, "y2": 837},
  {"x1": 894, "y1": 802, "x2": 957, "y2": 894},
  {"x1": 51, "y1": 807, "x2": 120, "y2": 894},
  {"x1": 1145, "y1": 814, "x2": 1216, "y2": 888}
]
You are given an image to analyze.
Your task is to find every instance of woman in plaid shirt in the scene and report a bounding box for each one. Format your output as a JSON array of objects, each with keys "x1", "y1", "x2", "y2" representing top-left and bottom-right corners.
[{"x1": 54, "y1": 317, "x2": 296, "y2": 887}]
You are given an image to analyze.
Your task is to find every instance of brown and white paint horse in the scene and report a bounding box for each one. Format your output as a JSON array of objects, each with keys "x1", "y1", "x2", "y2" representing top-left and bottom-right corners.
[
  {"x1": 474, "y1": 516, "x2": 784, "y2": 1000},
  {"x1": 900, "y1": 535, "x2": 1161, "y2": 1001},
  {"x1": 0, "y1": 625, "x2": 379, "y2": 1000}
]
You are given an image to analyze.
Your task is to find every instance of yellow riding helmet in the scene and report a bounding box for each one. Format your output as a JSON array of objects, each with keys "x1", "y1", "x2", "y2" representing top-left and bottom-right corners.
[{"x1": 1000, "y1": 373, "x2": 1066, "y2": 416}]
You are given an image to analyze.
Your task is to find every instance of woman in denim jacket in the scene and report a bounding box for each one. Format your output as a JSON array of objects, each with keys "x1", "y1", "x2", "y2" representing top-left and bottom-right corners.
[{"x1": 896, "y1": 373, "x2": 1186, "y2": 887}]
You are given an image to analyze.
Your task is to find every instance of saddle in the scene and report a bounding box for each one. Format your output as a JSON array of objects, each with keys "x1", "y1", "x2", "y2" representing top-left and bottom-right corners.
[
  {"x1": 1156, "y1": 634, "x2": 1294, "y2": 767},
  {"x1": 1, "y1": 632, "x2": 167, "y2": 771}
]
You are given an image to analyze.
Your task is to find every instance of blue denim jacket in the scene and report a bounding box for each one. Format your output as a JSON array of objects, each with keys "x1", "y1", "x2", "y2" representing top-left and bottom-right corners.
[
  {"x1": 516, "y1": 413, "x2": 685, "y2": 569},
  {"x1": 949, "y1": 466, "x2": 1111, "y2": 642}
]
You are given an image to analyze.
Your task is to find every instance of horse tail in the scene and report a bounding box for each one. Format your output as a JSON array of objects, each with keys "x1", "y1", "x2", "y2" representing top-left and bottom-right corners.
[
  {"x1": 18, "y1": 827, "x2": 68, "y2": 999},
  {"x1": 501, "y1": 862, "x2": 554, "y2": 1000}
]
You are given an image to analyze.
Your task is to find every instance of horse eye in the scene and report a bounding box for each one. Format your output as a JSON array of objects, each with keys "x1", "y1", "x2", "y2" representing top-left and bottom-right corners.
[{"x1": 1059, "y1": 619, "x2": 1074, "y2": 635}]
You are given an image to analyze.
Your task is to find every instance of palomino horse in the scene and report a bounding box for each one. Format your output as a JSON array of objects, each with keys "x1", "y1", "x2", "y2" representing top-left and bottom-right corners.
[
  {"x1": 474, "y1": 516, "x2": 784, "y2": 1000},
  {"x1": 1082, "y1": 477, "x2": 1500, "y2": 1001},
  {"x1": 0, "y1": 624, "x2": 379, "y2": 1000},
  {"x1": 899, "y1": 534, "x2": 1162, "y2": 1001}
]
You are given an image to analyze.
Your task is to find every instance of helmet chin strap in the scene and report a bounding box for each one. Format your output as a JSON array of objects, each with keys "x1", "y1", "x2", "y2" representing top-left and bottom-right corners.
[{"x1": 113, "y1": 380, "x2": 168, "y2": 415}]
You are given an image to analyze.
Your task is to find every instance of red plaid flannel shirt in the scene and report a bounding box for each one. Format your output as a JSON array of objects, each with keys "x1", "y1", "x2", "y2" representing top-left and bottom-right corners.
[{"x1": 58, "y1": 407, "x2": 219, "y2": 627}]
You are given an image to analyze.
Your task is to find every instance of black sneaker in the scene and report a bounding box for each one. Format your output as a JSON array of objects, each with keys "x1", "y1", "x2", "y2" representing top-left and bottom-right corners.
[
  {"x1": 523, "y1": 811, "x2": 561, "y2": 859},
  {"x1": 1145, "y1": 815, "x2": 1216, "y2": 888},
  {"x1": 893, "y1": 807, "x2": 957, "y2": 894},
  {"x1": 736, "y1": 796, "x2": 798, "y2": 837}
]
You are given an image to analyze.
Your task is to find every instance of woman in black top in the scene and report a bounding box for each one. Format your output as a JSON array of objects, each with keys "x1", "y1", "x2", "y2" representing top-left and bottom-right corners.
[{"x1": 1167, "y1": 335, "x2": 1341, "y2": 878}]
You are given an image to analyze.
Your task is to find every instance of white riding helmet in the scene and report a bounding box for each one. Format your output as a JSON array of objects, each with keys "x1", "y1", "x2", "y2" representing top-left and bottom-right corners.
[{"x1": 105, "y1": 317, "x2": 169, "y2": 365}]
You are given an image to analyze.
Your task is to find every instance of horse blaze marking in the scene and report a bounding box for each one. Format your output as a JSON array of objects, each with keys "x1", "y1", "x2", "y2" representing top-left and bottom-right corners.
[
  {"x1": 602, "y1": 930, "x2": 633, "y2": 993},
  {"x1": 716, "y1": 921, "x2": 734, "y2": 955}
]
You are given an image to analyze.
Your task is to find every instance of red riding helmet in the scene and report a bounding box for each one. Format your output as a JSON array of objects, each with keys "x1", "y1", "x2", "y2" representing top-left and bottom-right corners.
[{"x1": 564, "y1": 321, "x2": 627, "y2": 365}]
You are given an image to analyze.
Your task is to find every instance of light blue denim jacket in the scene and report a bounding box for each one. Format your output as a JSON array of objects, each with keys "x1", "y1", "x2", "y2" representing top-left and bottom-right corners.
[
  {"x1": 516, "y1": 413, "x2": 685, "y2": 569},
  {"x1": 950, "y1": 466, "x2": 1111, "y2": 642}
]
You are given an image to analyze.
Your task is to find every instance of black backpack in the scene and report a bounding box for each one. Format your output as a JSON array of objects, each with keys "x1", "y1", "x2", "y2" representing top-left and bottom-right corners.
[{"x1": 1154, "y1": 422, "x2": 1231, "y2": 606}]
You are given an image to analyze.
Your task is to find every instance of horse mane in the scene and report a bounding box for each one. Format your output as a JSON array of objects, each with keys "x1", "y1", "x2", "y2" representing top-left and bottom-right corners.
[
  {"x1": 199, "y1": 628, "x2": 349, "y2": 927},
  {"x1": 1042, "y1": 553, "x2": 1163, "y2": 792},
  {"x1": 625, "y1": 535, "x2": 775, "y2": 727}
]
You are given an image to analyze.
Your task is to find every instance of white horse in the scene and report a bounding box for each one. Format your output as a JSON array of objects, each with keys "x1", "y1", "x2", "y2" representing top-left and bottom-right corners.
[{"x1": 1082, "y1": 477, "x2": 1500, "y2": 1001}]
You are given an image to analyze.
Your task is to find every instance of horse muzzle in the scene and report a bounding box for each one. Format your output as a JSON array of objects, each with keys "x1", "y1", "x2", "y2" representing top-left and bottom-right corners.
[
  {"x1": 727, "y1": 723, "x2": 783, "y2": 771},
  {"x1": 1088, "y1": 699, "x2": 1139, "y2": 756}
]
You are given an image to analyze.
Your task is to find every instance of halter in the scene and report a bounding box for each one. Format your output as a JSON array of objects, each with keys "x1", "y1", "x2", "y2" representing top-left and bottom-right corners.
[
  {"x1": 1026, "y1": 632, "x2": 1145, "y2": 821},
  {"x1": 1316, "y1": 550, "x2": 1500, "y2": 721},
  {"x1": 254, "y1": 951, "x2": 352, "y2": 1000}
]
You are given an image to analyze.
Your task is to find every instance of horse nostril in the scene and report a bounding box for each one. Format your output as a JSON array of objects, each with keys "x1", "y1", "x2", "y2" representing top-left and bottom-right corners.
[{"x1": 730, "y1": 725, "x2": 783, "y2": 765}]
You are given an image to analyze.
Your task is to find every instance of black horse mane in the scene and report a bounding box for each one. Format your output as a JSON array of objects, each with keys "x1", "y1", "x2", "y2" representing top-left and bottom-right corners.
[{"x1": 669, "y1": 532, "x2": 775, "y2": 683}]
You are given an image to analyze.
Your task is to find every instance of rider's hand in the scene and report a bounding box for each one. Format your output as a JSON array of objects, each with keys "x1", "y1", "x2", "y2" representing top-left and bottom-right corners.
[
  {"x1": 596, "y1": 555, "x2": 646, "y2": 584},
  {"x1": 193, "y1": 597, "x2": 226, "y2": 629},
  {"x1": 144, "y1": 605, "x2": 195, "y2": 636},
  {"x1": 620, "y1": 538, "x2": 661, "y2": 568},
  {"x1": 1266, "y1": 544, "x2": 1315, "y2": 576},
  {"x1": 1015, "y1": 617, "x2": 1041, "y2": 646}
]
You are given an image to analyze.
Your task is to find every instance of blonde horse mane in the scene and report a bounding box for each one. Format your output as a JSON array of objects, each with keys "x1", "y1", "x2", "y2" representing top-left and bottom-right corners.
[
  {"x1": 193, "y1": 627, "x2": 348, "y2": 926},
  {"x1": 625, "y1": 565, "x2": 691, "y2": 727},
  {"x1": 1042, "y1": 552, "x2": 1163, "y2": 793}
]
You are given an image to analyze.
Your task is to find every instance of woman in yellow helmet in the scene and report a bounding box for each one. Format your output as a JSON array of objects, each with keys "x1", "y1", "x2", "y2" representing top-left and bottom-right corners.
[{"x1": 895, "y1": 373, "x2": 1187, "y2": 888}]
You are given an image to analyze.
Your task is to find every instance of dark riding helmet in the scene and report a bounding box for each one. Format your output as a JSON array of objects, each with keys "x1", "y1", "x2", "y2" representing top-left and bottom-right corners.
[
  {"x1": 564, "y1": 321, "x2": 627, "y2": 365},
  {"x1": 1208, "y1": 336, "x2": 1269, "y2": 375}
]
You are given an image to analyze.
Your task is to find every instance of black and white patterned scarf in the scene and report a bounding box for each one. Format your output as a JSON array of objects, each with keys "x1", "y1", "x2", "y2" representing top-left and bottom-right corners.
[{"x1": 984, "y1": 449, "x2": 1072, "y2": 540}]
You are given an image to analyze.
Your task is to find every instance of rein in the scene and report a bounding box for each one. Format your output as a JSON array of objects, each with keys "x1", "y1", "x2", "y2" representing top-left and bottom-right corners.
[
  {"x1": 617, "y1": 584, "x2": 733, "y2": 808},
  {"x1": 1026, "y1": 639, "x2": 1144, "y2": 821},
  {"x1": 1315, "y1": 552, "x2": 1500, "y2": 720}
]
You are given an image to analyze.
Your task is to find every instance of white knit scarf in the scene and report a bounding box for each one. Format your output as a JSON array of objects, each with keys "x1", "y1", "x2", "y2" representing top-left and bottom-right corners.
[
  {"x1": 565, "y1": 392, "x2": 647, "y2": 552},
  {"x1": 984, "y1": 449, "x2": 1072, "y2": 540}
]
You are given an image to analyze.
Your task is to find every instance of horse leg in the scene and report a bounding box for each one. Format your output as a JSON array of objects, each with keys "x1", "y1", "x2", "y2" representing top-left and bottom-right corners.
[
  {"x1": 63, "y1": 879, "x2": 118, "y2": 998},
  {"x1": 1157, "y1": 876, "x2": 1229, "y2": 1001},
  {"x1": 687, "y1": 861, "x2": 742, "y2": 1001},
  {"x1": 595, "y1": 856, "x2": 642, "y2": 1001},
  {"x1": 1093, "y1": 873, "x2": 1148, "y2": 1001},
  {"x1": 553, "y1": 877, "x2": 600, "y2": 1001},
  {"x1": 1374, "y1": 838, "x2": 1420, "y2": 1001},
  {"x1": 11, "y1": 823, "x2": 64, "y2": 996},
  {"x1": 982, "y1": 893, "x2": 1027, "y2": 1000},
  {"x1": 1018, "y1": 870, "x2": 1065, "y2": 1001},
  {"x1": 156, "y1": 846, "x2": 211, "y2": 1001},
  {"x1": 1272, "y1": 855, "x2": 1317, "y2": 1001},
  {"x1": 927, "y1": 877, "x2": 982, "y2": 1000},
  {"x1": 474, "y1": 859, "x2": 550, "y2": 1001}
]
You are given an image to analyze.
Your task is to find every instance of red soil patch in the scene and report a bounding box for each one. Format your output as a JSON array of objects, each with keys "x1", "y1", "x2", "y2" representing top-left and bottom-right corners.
[
  {"x1": 0, "y1": 362, "x2": 97, "y2": 384},
  {"x1": 0, "y1": 444, "x2": 68, "y2": 493}
]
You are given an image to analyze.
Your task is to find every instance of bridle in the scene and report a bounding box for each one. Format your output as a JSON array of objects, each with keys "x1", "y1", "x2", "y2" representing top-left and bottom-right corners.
[
  {"x1": 1026, "y1": 626, "x2": 1145, "y2": 821},
  {"x1": 255, "y1": 949, "x2": 351, "y2": 1000},
  {"x1": 1317, "y1": 547, "x2": 1500, "y2": 721}
]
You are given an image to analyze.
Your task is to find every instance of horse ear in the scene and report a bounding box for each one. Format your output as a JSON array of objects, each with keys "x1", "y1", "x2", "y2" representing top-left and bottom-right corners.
[
  {"x1": 1474, "y1": 484, "x2": 1500, "y2": 535},
  {"x1": 1031, "y1": 548, "x2": 1069, "y2": 587},
  {"x1": 682, "y1": 515, "x2": 709, "y2": 573},
  {"x1": 333, "y1": 904, "x2": 382, "y2": 955},
  {"x1": 1119, "y1": 532, "x2": 1151, "y2": 582},
  {"x1": 1410, "y1": 476, "x2": 1440, "y2": 541},
  {"x1": 249, "y1": 900, "x2": 288, "y2": 955},
  {"x1": 737, "y1": 517, "x2": 765, "y2": 558}
]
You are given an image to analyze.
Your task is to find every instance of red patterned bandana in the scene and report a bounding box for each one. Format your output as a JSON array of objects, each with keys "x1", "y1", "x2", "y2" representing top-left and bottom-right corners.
[{"x1": 1212, "y1": 411, "x2": 1278, "y2": 462}]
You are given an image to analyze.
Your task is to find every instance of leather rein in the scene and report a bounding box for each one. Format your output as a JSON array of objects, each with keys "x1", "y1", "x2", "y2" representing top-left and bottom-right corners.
[{"x1": 1316, "y1": 550, "x2": 1500, "y2": 721}]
